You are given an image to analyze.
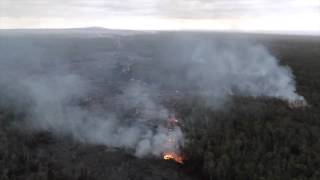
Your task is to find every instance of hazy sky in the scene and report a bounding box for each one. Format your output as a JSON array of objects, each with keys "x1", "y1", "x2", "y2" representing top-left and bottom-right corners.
[{"x1": 0, "y1": 0, "x2": 319, "y2": 33}]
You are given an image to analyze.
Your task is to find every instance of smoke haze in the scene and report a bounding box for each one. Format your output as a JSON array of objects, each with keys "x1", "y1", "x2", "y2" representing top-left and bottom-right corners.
[{"x1": 0, "y1": 29, "x2": 304, "y2": 158}]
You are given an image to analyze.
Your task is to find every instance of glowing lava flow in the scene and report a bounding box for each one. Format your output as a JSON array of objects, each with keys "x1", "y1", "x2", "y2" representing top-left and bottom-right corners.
[{"x1": 162, "y1": 115, "x2": 184, "y2": 164}]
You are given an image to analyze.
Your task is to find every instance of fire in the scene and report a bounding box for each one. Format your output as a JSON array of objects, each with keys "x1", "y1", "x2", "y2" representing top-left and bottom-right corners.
[
  {"x1": 162, "y1": 114, "x2": 184, "y2": 164},
  {"x1": 163, "y1": 152, "x2": 184, "y2": 164}
]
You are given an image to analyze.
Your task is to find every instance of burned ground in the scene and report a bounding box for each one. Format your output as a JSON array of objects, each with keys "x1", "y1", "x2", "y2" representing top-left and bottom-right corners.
[{"x1": 0, "y1": 31, "x2": 320, "y2": 180}]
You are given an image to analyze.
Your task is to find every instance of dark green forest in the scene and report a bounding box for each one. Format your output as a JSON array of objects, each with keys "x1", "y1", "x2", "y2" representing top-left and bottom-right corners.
[
  {"x1": 177, "y1": 35, "x2": 320, "y2": 180},
  {"x1": 0, "y1": 33, "x2": 319, "y2": 180}
]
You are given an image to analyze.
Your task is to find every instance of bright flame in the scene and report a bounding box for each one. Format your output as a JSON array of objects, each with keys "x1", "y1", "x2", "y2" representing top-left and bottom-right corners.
[
  {"x1": 163, "y1": 152, "x2": 184, "y2": 164},
  {"x1": 162, "y1": 115, "x2": 184, "y2": 164}
]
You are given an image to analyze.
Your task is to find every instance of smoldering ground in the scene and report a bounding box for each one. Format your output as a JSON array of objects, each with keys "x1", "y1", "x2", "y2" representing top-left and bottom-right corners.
[{"x1": 0, "y1": 29, "x2": 304, "y2": 158}]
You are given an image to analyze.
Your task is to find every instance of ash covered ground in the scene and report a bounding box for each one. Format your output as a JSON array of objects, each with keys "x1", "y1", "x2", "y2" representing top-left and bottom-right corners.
[{"x1": 0, "y1": 29, "x2": 319, "y2": 180}]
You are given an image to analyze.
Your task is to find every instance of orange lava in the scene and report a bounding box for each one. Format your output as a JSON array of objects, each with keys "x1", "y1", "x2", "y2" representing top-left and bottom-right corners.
[{"x1": 163, "y1": 152, "x2": 184, "y2": 164}]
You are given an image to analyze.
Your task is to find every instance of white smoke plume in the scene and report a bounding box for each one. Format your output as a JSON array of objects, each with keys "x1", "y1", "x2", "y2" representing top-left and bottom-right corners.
[{"x1": 0, "y1": 29, "x2": 304, "y2": 158}]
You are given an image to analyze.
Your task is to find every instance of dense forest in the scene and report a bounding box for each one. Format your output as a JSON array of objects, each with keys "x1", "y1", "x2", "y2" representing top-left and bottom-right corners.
[
  {"x1": 0, "y1": 32, "x2": 319, "y2": 180},
  {"x1": 177, "y1": 35, "x2": 320, "y2": 179}
]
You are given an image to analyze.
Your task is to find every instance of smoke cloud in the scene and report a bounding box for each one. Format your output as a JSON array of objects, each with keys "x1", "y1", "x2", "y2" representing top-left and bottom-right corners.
[{"x1": 0, "y1": 29, "x2": 304, "y2": 158}]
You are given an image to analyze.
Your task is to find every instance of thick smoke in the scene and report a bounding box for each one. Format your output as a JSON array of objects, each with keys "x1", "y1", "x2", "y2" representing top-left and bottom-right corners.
[{"x1": 0, "y1": 30, "x2": 304, "y2": 158}]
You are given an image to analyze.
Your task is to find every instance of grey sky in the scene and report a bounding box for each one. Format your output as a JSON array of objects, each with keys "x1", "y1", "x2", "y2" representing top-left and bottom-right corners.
[{"x1": 0, "y1": 0, "x2": 319, "y2": 32}]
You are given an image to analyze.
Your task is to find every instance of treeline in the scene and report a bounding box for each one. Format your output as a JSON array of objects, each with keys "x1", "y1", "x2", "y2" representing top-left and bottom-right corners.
[{"x1": 174, "y1": 96, "x2": 319, "y2": 179}]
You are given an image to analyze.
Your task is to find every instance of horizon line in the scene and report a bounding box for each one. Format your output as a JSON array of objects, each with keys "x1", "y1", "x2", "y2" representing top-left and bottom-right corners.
[{"x1": 1, "y1": 27, "x2": 319, "y2": 36}]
